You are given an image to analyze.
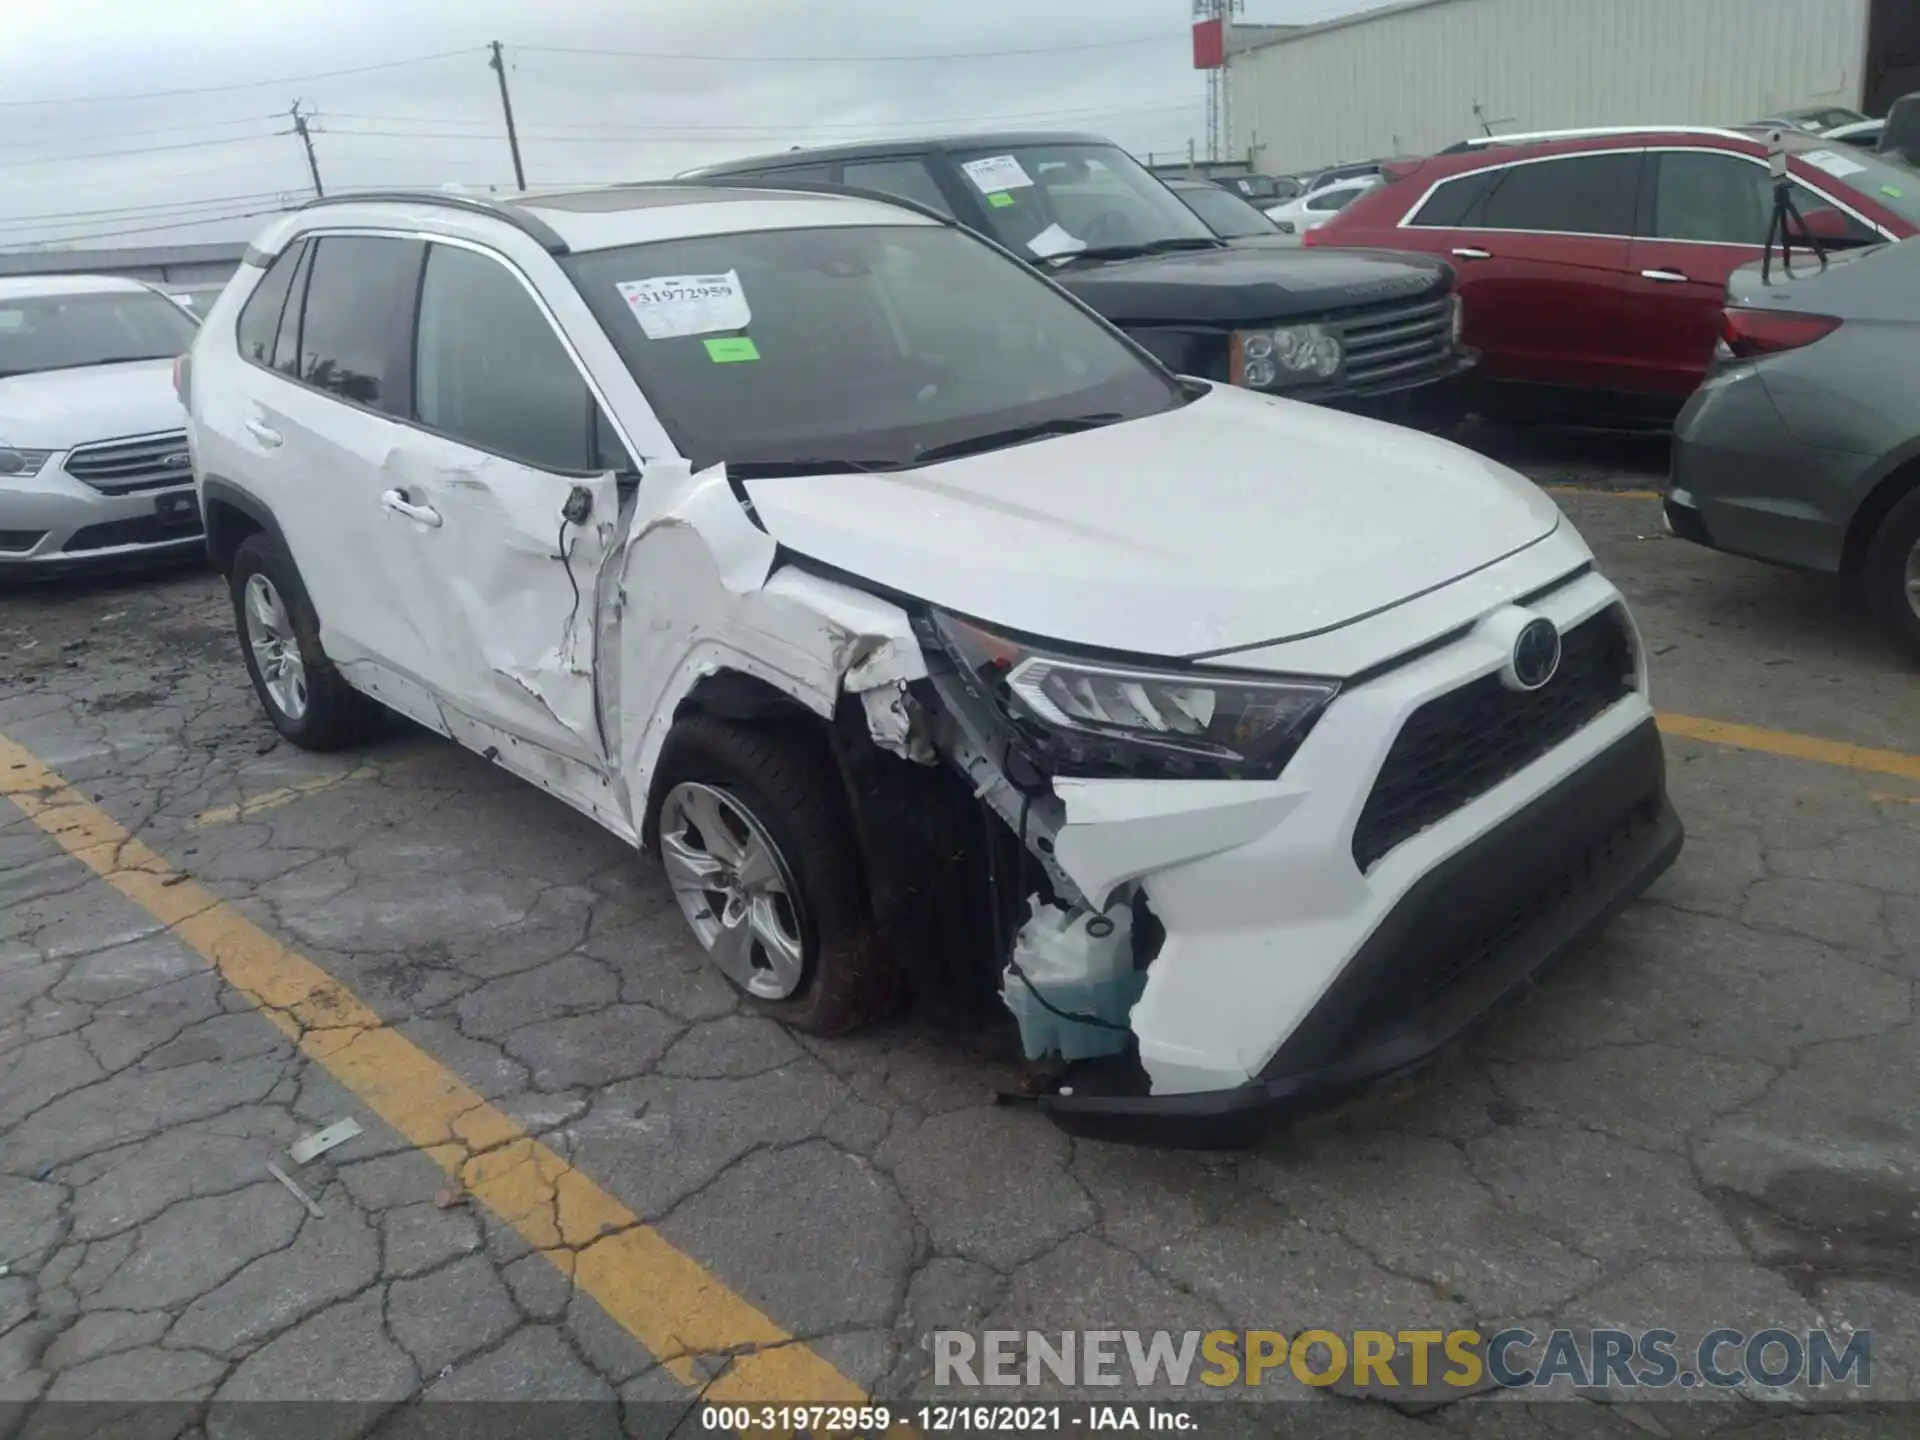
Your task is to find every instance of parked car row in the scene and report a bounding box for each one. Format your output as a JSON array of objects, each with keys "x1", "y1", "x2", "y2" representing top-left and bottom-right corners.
[
  {"x1": 1304, "y1": 120, "x2": 1920, "y2": 659},
  {"x1": 689, "y1": 134, "x2": 1475, "y2": 426},
  {"x1": 1307, "y1": 124, "x2": 1919, "y2": 416}
]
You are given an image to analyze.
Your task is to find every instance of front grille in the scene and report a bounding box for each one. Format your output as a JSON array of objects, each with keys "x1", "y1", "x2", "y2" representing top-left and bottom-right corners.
[
  {"x1": 62, "y1": 431, "x2": 193, "y2": 495},
  {"x1": 0, "y1": 529, "x2": 46, "y2": 553},
  {"x1": 1352, "y1": 606, "x2": 1635, "y2": 871},
  {"x1": 1334, "y1": 294, "x2": 1454, "y2": 393},
  {"x1": 63, "y1": 511, "x2": 203, "y2": 554}
]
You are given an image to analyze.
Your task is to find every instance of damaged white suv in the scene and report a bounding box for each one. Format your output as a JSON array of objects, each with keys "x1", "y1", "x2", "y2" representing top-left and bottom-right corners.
[{"x1": 185, "y1": 183, "x2": 1680, "y2": 1146}]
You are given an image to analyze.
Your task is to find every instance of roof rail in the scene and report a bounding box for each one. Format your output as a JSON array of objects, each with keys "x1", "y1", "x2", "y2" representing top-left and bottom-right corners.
[
  {"x1": 675, "y1": 174, "x2": 959, "y2": 229},
  {"x1": 1459, "y1": 125, "x2": 1758, "y2": 148},
  {"x1": 290, "y1": 189, "x2": 571, "y2": 254}
]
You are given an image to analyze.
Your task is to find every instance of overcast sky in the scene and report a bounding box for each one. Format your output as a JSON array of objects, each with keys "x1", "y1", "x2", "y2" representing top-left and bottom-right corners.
[{"x1": 0, "y1": 0, "x2": 1388, "y2": 252}]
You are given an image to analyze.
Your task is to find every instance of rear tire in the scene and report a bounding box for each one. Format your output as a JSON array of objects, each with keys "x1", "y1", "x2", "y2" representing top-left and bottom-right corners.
[
  {"x1": 1862, "y1": 487, "x2": 1920, "y2": 664},
  {"x1": 650, "y1": 714, "x2": 897, "y2": 1035},
  {"x1": 229, "y1": 532, "x2": 382, "y2": 750}
]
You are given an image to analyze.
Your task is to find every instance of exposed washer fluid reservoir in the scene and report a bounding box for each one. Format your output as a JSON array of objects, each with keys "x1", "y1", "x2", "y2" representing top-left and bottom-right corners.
[{"x1": 1001, "y1": 896, "x2": 1144, "y2": 1062}]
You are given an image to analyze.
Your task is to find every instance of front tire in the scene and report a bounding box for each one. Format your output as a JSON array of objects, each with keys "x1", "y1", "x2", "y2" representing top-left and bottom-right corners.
[
  {"x1": 1862, "y1": 487, "x2": 1920, "y2": 663},
  {"x1": 650, "y1": 714, "x2": 896, "y2": 1034},
  {"x1": 229, "y1": 532, "x2": 381, "y2": 750}
]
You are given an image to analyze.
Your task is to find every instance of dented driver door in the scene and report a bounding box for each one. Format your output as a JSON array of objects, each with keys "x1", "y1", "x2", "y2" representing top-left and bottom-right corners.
[{"x1": 368, "y1": 241, "x2": 631, "y2": 813}]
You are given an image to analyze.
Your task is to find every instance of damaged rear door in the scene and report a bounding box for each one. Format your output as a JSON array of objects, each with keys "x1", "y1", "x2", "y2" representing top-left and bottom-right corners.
[{"x1": 372, "y1": 238, "x2": 635, "y2": 779}]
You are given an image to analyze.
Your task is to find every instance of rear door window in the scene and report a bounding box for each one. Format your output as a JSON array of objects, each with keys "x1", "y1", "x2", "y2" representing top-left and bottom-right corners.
[
  {"x1": 1474, "y1": 152, "x2": 1642, "y2": 236},
  {"x1": 841, "y1": 158, "x2": 955, "y2": 217},
  {"x1": 296, "y1": 236, "x2": 425, "y2": 415},
  {"x1": 235, "y1": 239, "x2": 305, "y2": 366}
]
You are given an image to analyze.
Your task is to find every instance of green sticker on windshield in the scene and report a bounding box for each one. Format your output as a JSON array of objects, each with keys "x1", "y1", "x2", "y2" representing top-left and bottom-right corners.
[
  {"x1": 1882, "y1": 184, "x2": 1906, "y2": 198},
  {"x1": 704, "y1": 336, "x2": 760, "y2": 363},
  {"x1": 988, "y1": 191, "x2": 1016, "y2": 208}
]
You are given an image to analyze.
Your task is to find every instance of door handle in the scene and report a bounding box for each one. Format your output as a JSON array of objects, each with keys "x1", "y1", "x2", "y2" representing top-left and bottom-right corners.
[
  {"x1": 244, "y1": 418, "x2": 283, "y2": 448},
  {"x1": 381, "y1": 488, "x2": 442, "y2": 528},
  {"x1": 1641, "y1": 268, "x2": 1692, "y2": 283},
  {"x1": 1451, "y1": 247, "x2": 1492, "y2": 260}
]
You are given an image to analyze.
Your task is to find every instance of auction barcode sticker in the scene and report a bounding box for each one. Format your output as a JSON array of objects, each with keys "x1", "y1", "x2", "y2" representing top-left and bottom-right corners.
[
  {"x1": 616, "y1": 271, "x2": 752, "y2": 339},
  {"x1": 960, "y1": 154, "x2": 1034, "y2": 194}
]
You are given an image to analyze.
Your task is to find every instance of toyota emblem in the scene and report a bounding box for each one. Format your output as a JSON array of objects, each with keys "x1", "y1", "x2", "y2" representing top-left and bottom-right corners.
[
  {"x1": 1510, "y1": 618, "x2": 1562, "y2": 691},
  {"x1": 161, "y1": 452, "x2": 191, "y2": 468}
]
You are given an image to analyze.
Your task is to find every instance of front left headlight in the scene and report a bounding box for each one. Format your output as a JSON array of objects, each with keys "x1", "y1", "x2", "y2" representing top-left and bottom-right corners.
[
  {"x1": 0, "y1": 448, "x2": 55, "y2": 478},
  {"x1": 1232, "y1": 324, "x2": 1344, "y2": 390},
  {"x1": 931, "y1": 611, "x2": 1338, "y2": 781}
]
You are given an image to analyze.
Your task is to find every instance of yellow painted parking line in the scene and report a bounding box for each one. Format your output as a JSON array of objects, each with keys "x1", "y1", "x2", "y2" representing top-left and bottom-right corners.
[
  {"x1": 1658, "y1": 713, "x2": 1920, "y2": 785},
  {"x1": 1545, "y1": 485, "x2": 1662, "y2": 501},
  {"x1": 0, "y1": 729, "x2": 863, "y2": 1407},
  {"x1": 1869, "y1": 790, "x2": 1920, "y2": 807},
  {"x1": 194, "y1": 761, "x2": 387, "y2": 827}
]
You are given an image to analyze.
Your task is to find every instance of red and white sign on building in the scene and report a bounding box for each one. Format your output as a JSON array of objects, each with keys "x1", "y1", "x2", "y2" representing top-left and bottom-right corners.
[{"x1": 1192, "y1": 16, "x2": 1225, "y2": 68}]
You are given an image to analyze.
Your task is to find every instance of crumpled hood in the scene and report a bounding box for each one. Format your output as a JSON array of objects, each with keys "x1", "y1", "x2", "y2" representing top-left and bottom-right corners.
[
  {"x1": 1054, "y1": 245, "x2": 1450, "y2": 327},
  {"x1": 0, "y1": 359, "x2": 184, "y2": 450},
  {"x1": 741, "y1": 385, "x2": 1563, "y2": 661}
]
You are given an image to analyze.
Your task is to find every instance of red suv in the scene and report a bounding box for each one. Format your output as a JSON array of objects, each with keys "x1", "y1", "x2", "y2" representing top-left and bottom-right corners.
[{"x1": 1308, "y1": 127, "x2": 1920, "y2": 415}]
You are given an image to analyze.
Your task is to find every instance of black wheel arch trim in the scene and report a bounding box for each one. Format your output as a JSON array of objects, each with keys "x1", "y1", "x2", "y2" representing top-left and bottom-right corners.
[{"x1": 199, "y1": 476, "x2": 287, "y2": 572}]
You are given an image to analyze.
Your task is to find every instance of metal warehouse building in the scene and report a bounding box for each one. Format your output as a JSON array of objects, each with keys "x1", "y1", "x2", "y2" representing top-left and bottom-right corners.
[{"x1": 1228, "y1": 0, "x2": 1920, "y2": 175}]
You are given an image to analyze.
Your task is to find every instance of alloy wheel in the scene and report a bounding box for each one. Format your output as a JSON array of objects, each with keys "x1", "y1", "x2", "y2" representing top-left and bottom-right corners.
[
  {"x1": 243, "y1": 573, "x2": 308, "y2": 721},
  {"x1": 1906, "y1": 536, "x2": 1920, "y2": 623},
  {"x1": 659, "y1": 781, "x2": 807, "y2": 1000}
]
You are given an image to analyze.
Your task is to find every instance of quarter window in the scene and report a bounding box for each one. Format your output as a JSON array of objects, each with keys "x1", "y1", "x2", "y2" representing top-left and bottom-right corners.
[
  {"x1": 1648, "y1": 151, "x2": 1878, "y2": 246},
  {"x1": 234, "y1": 239, "x2": 305, "y2": 366},
  {"x1": 1408, "y1": 169, "x2": 1502, "y2": 227},
  {"x1": 412, "y1": 242, "x2": 607, "y2": 473},
  {"x1": 271, "y1": 241, "x2": 314, "y2": 378},
  {"x1": 1474, "y1": 153, "x2": 1641, "y2": 236},
  {"x1": 297, "y1": 236, "x2": 423, "y2": 414}
]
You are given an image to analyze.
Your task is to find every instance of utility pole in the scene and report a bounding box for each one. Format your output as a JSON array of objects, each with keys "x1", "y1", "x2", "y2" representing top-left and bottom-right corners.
[
  {"x1": 488, "y1": 42, "x2": 527, "y2": 191},
  {"x1": 289, "y1": 100, "x2": 323, "y2": 198}
]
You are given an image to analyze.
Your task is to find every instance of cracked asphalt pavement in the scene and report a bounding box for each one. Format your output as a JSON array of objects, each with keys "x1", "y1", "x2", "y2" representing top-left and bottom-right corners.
[{"x1": 1, "y1": 428, "x2": 1916, "y2": 1437}]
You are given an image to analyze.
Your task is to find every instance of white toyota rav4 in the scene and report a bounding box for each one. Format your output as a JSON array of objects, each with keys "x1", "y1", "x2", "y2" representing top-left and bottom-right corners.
[{"x1": 184, "y1": 182, "x2": 1680, "y2": 1146}]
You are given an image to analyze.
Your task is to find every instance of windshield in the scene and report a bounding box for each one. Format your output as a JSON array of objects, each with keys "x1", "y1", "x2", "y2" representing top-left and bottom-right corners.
[
  {"x1": 1176, "y1": 184, "x2": 1279, "y2": 239},
  {"x1": 950, "y1": 142, "x2": 1219, "y2": 261},
  {"x1": 0, "y1": 289, "x2": 198, "y2": 378},
  {"x1": 565, "y1": 223, "x2": 1184, "y2": 474},
  {"x1": 1788, "y1": 137, "x2": 1920, "y2": 227}
]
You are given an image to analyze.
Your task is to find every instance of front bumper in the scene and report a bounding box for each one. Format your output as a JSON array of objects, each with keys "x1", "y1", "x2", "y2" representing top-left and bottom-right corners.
[
  {"x1": 1041, "y1": 716, "x2": 1680, "y2": 1147},
  {"x1": 0, "y1": 457, "x2": 202, "y2": 576}
]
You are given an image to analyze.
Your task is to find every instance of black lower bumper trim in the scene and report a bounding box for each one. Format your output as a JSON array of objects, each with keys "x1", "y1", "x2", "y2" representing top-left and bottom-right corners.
[{"x1": 1039, "y1": 716, "x2": 1681, "y2": 1148}]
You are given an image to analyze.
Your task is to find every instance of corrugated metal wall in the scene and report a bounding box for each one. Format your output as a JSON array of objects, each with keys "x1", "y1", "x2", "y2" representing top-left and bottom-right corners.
[{"x1": 1230, "y1": 0, "x2": 1871, "y2": 173}]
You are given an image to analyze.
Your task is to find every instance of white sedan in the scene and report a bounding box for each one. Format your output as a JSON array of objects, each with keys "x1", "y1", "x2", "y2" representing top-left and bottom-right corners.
[{"x1": 1264, "y1": 176, "x2": 1381, "y2": 235}]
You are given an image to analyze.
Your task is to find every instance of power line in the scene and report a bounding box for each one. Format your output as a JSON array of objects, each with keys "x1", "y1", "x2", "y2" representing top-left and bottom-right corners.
[
  {"x1": 0, "y1": 133, "x2": 279, "y2": 169},
  {"x1": 315, "y1": 102, "x2": 1205, "y2": 144},
  {"x1": 507, "y1": 32, "x2": 1185, "y2": 63},
  {"x1": 0, "y1": 48, "x2": 484, "y2": 109},
  {"x1": 0, "y1": 206, "x2": 290, "y2": 250},
  {"x1": 0, "y1": 112, "x2": 284, "y2": 146},
  {"x1": 0, "y1": 191, "x2": 294, "y2": 229}
]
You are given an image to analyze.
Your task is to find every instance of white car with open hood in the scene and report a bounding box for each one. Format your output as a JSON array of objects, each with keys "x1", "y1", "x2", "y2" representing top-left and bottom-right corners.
[{"x1": 184, "y1": 182, "x2": 1681, "y2": 1146}]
